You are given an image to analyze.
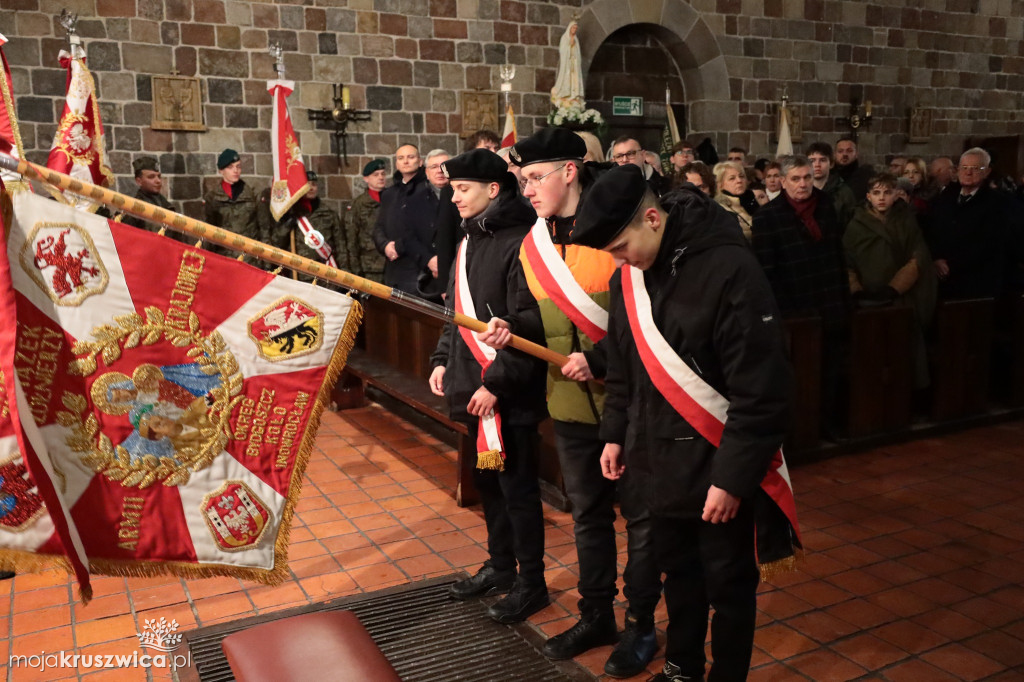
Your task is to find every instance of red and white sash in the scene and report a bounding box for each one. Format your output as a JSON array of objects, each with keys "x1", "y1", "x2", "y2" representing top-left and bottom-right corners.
[
  {"x1": 521, "y1": 218, "x2": 608, "y2": 343},
  {"x1": 296, "y1": 216, "x2": 337, "y2": 268},
  {"x1": 454, "y1": 238, "x2": 505, "y2": 470},
  {"x1": 621, "y1": 265, "x2": 800, "y2": 541}
]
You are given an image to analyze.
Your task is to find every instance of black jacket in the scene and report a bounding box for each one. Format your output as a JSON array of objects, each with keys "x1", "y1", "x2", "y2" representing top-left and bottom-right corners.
[
  {"x1": 431, "y1": 184, "x2": 461, "y2": 297},
  {"x1": 430, "y1": 188, "x2": 548, "y2": 426},
  {"x1": 372, "y1": 167, "x2": 437, "y2": 293},
  {"x1": 925, "y1": 184, "x2": 1014, "y2": 300},
  {"x1": 751, "y1": 189, "x2": 850, "y2": 325},
  {"x1": 601, "y1": 187, "x2": 791, "y2": 518}
]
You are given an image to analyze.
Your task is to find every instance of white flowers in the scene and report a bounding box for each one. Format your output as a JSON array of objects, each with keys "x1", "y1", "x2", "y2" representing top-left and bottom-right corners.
[{"x1": 548, "y1": 103, "x2": 604, "y2": 126}]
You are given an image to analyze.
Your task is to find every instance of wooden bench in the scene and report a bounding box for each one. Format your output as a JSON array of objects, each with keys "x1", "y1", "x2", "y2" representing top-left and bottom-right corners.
[
  {"x1": 782, "y1": 316, "x2": 822, "y2": 455},
  {"x1": 931, "y1": 298, "x2": 994, "y2": 421},
  {"x1": 847, "y1": 305, "x2": 915, "y2": 438}
]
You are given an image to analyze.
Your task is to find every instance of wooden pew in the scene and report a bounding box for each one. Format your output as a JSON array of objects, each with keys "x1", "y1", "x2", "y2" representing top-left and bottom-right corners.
[
  {"x1": 847, "y1": 305, "x2": 915, "y2": 437},
  {"x1": 930, "y1": 298, "x2": 994, "y2": 421},
  {"x1": 782, "y1": 316, "x2": 821, "y2": 455}
]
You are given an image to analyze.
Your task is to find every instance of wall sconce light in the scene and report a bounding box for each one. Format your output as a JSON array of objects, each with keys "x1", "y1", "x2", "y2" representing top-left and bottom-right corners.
[
  {"x1": 841, "y1": 98, "x2": 873, "y2": 140},
  {"x1": 308, "y1": 84, "x2": 371, "y2": 168}
]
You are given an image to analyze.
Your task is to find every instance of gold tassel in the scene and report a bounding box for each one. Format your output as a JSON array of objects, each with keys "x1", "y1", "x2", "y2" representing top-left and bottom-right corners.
[
  {"x1": 236, "y1": 254, "x2": 245, "y2": 261},
  {"x1": 476, "y1": 449, "x2": 505, "y2": 471},
  {"x1": 158, "y1": 227, "x2": 167, "y2": 236},
  {"x1": 271, "y1": 266, "x2": 283, "y2": 275},
  {"x1": 194, "y1": 240, "x2": 203, "y2": 248},
  {"x1": 311, "y1": 278, "x2": 318, "y2": 287},
  {"x1": 758, "y1": 552, "x2": 800, "y2": 583}
]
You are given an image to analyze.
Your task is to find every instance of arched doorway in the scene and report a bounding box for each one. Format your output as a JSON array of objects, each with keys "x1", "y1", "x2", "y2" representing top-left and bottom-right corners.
[{"x1": 574, "y1": 0, "x2": 731, "y2": 150}]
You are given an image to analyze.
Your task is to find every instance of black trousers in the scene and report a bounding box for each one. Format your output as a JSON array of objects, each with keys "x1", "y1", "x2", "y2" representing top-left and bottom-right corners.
[
  {"x1": 468, "y1": 421, "x2": 546, "y2": 586},
  {"x1": 655, "y1": 505, "x2": 759, "y2": 682},
  {"x1": 553, "y1": 421, "x2": 661, "y2": 616}
]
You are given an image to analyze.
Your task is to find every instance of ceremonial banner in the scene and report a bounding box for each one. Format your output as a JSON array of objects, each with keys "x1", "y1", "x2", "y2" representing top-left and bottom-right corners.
[
  {"x1": 45, "y1": 45, "x2": 114, "y2": 212},
  {"x1": 776, "y1": 105, "x2": 793, "y2": 158},
  {"x1": 268, "y1": 79, "x2": 310, "y2": 221},
  {"x1": 500, "y1": 103, "x2": 517, "y2": 151},
  {"x1": 0, "y1": 33, "x2": 28, "y2": 192},
  {"x1": 1, "y1": 189, "x2": 360, "y2": 587},
  {"x1": 659, "y1": 87, "x2": 681, "y2": 177}
]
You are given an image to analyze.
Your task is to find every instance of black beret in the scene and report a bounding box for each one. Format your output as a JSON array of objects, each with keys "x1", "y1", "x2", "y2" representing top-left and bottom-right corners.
[
  {"x1": 217, "y1": 148, "x2": 240, "y2": 170},
  {"x1": 306, "y1": 169, "x2": 318, "y2": 182},
  {"x1": 509, "y1": 127, "x2": 587, "y2": 167},
  {"x1": 571, "y1": 164, "x2": 648, "y2": 249},
  {"x1": 441, "y1": 148, "x2": 509, "y2": 183},
  {"x1": 362, "y1": 159, "x2": 386, "y2": 176},
  {"x1": 132, "y1": 156, "x2": 159, "y2": 176}
]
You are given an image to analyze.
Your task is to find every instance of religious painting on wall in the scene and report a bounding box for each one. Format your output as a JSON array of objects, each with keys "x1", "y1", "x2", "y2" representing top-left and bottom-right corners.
[
  {"x1": 461, "y1": 92, "x2": 499, "y2": 137},
  {"x1": 151, "y1": 75, "x2": 206, "y2": 132},
  {"x1": 909, "y1": 108, "x2": 932, "y2": 143},
  {"x1": 787, "y1": 105, "x2": 803, "y2": 143}
]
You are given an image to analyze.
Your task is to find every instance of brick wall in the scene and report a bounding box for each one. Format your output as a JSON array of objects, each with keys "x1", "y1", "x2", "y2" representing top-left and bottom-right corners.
[{"x1": 3, "y1": 0, "x2": 1024, "y2": 217}]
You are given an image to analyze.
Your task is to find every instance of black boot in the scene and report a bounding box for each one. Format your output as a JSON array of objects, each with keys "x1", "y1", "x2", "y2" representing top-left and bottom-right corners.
[
  {"x1": 542, "y1": 601, "x2": 619, "y2": 660},
  {"x1": 604, "y1": 610, "x2": 659, "y2": 678},
  {"x1": 486, "y1": 579, "x2": 549, "y2": 624},
  {"x1": 449, "y1": 563, "x2": 515, "y2": 600},
  {"x1": 647, "y1": 661, "x2": 703, "y2": 682}
]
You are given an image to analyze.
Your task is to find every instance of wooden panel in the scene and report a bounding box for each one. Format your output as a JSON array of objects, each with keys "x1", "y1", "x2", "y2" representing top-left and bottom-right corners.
[
  {"x1": 931, "y1": 298, "x2": 994, "y2": 421},
  {"x1": 1013, "y1": 295, "x2": 1024, "y2": 406},
  {"x1": 847, "y1": 306, "x2": 915, "y2": 437},
  {"x1": 783, "y1": 316, "x2": 821, "y2": 454}
]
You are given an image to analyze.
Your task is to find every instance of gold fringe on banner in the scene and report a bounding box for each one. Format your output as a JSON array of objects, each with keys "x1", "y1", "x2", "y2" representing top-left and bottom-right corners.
[{"x1": 758, "y1": 549, "x2": 803, "y2": 583}]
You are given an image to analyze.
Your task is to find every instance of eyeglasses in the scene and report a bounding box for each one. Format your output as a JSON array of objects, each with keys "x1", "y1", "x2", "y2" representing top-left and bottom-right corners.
[
  {"x1": 612, "y1": 149, "x2": 642, "y2": 162},
  {"x1": 426, "y1": 163, "x2": 445, "y2": 171},
  {"x1": 958, "y1": 165, "x2": 988, "y2": 173},
  {"x1": 519, "y1": 163, "x2": 567, "y2": 190}
]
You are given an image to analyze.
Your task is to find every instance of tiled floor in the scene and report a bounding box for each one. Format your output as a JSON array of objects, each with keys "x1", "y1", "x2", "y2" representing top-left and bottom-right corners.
[{"x1": 1, "y1": 405, "x2": 1023, "y2": 681}]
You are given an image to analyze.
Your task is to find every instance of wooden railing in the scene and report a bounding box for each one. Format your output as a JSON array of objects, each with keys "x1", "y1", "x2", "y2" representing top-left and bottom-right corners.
[{"x1": 338, "y1": 293, "x2": 1024, "y2": 503}]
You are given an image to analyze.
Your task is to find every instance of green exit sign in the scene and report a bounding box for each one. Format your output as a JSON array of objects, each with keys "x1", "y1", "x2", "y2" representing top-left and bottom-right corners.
[{"x1": 612, "y1": 96, "x2": 643, "y2": 117}]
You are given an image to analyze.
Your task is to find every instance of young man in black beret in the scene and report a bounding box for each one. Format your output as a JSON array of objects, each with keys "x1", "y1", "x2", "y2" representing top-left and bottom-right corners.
[
  {"x1": 345, "y1": 159, "x2": 388, "y2": 282},
  {"x1": 485, "y1": 127, "x2": 662, "y2": 677},
  {"x1": 427, "y1": 148, "x2": 550, "y2": 624},
  {"x1": 572, "y1": 164, "x2": 800, "y2": 682}
]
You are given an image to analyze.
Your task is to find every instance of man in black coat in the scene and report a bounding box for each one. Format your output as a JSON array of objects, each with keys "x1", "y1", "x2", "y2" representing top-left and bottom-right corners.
[
  {"x1": 752, "y1": 154, "x2": 850, "y2": 438},
  {"x1": 372, "y1": 143, "x2": 437, "y2": 294},
  {"x1": 571, "y1": 165, "x2": 795, "y2": 682},
  {"x1": 428, "y1": 149, "x2": 550, "y2": 625},
  {"x1": 834, "y1": 136, "x2": 874, "y2": 199},
  {"x1": 925, "y1": 147, "x2": 1014, "y2": 300}
]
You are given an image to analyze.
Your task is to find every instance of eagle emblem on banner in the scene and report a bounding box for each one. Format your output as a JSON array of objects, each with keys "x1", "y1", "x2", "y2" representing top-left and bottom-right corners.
[
  {"x1": 18, "y1": 223, "x2": 107, "y2": 305},
  {"x1": 201, "y1": 481, "x2": 270, "y2": 551},
  {"x1": 247, "y1": 297, "x2": 323, "y2": 361},
  {"x1": 0, "y1": 458, "x2": 46, "y2": 531}
]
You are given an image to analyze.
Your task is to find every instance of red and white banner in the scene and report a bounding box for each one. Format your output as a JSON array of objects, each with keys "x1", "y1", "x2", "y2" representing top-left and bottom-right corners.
[
  {"x1": 297, "y1": 216, "x2": 337, "y2": 268},
  {"x1": 453, "y1": 238, "x2": 504, "y2": 470},
  {"x1": 0, "y1": 33, "x2": 28, "y2": 193},
  {"x1": 621, "y1": 265, "x2": 800, "y2": 542},
  {"x1": 500, "y1": 103, "x2": 516, "y2": 150},
  {"x1": 45, "y1": 43, "x2": 114, "y2": 212},
  {"x1": 268, "y1": 79, "x2": 310, "y2": 221},
  {"x1": 521, "y1": 217, "x2": 607, "y2": 343},
  {"x1": 0, "y1": 190, "x2": 361, "y2": 593}
]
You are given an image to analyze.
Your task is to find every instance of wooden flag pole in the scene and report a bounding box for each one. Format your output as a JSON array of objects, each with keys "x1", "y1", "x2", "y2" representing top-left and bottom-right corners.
[{"x1": 0, "y1": 155, "x2": 568, "y2": 367}]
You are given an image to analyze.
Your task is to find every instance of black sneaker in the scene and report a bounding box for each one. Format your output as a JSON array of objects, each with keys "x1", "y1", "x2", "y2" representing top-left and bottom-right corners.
[
  {"x1": 486, "y1": 580, "x2": 550, "y2": 624},
  {"x1": 604, "y1": 613, "x2": 659, "y2": 678},
  {"x1": 542, "y1": 608, "x2": 618, "y2": 660},
  {"x1": 449, "y1": 564, "x2": 515, "y2": 601},
  {"x1": 646, "y1": 661, "x2": 703, "y2": 682}
]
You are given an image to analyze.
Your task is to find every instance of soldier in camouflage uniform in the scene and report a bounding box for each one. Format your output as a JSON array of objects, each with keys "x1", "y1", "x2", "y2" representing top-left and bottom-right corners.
[
  {"x1": 345, "y1": 159, "x2": 388, "y2": 282},
  {"x1": 262, "y1": 170, "x2": 346, "y2": 284},
  {"x1": 203, "y1": 148, "x2": 261, "y2": 265},
  {"x1": 122, "y1": 156, "x2": 190, "y2": 244}
]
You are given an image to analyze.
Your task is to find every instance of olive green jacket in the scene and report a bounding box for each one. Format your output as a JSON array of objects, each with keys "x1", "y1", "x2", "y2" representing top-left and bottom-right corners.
[
  {"x1": 345, "y1": 191, "x2": 385, "y2": 282},
  {"x1": 203, "y1": 180, "x2": 261, "y2": 265}
]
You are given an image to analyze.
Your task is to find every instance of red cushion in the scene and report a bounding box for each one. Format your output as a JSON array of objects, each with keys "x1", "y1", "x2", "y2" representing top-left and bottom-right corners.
[{"x1": 221, "y1": 610, "x2": 400, "y2": 682}]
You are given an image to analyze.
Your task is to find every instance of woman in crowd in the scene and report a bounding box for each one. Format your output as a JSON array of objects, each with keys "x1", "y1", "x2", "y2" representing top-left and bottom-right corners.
[{"x1": 713, "y1": 160, "x2": 754, "y2": 240}]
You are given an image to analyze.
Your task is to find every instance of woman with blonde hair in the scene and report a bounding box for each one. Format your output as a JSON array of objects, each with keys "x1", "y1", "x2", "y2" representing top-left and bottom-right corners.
[
  {"x1": 713, "y1": 160, "x2": 754, "y2": 240},
  {"x1": 574, "y1": 130, "x2": 605, "y2": 163},
  {"x1": 901, "y1": 156, "x2": 929, "y2": 213}
]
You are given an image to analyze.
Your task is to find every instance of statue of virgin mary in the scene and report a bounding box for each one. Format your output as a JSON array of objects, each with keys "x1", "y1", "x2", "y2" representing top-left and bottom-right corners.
[{"x1": 550, "y1": 21, "x2": 585, "y2": 110}]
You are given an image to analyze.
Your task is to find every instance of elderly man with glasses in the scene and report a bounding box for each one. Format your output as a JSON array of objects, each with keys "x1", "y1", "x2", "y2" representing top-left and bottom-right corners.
[
  {"x1": 925, "y1": 147, "x2": 1016, "y2": 300},
  {"x1": 610, "y1": 136, "x2": 672, "y2": 197}
]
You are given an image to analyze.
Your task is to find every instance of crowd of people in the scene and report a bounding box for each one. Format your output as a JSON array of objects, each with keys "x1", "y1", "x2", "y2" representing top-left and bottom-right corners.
[{"x1": 112, "y1": 127, "x2": 1023, "y2": 682}]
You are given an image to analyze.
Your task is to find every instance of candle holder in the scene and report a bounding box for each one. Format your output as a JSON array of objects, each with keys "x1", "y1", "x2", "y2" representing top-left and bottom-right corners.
[{"x1": 308, "y1": 84, "x2": 371, "y2": 168}]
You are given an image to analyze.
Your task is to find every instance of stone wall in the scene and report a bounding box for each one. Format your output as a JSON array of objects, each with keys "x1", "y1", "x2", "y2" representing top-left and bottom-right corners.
[{"x1": 3, "y1": 0, "x2": 1024, "y2": 217}]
